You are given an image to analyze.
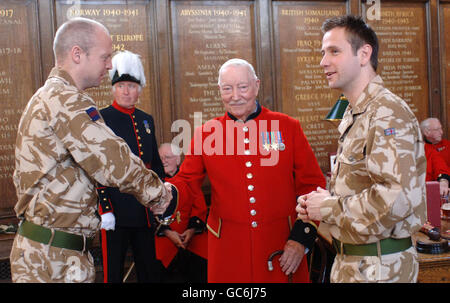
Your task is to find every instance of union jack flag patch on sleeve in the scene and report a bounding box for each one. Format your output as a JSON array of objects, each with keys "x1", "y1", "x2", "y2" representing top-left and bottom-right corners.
[
  {"x1": 384, "y1": 127, "x2": 396, "y2": 136},
  {"x1": 86, "y1": 107, "x2": 100, "y2": 121}
]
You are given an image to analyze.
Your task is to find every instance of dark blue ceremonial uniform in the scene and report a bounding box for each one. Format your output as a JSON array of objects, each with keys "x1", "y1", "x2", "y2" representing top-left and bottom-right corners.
[{"x1": 97, "y1": 100, "x2": 165, "y2": 283}]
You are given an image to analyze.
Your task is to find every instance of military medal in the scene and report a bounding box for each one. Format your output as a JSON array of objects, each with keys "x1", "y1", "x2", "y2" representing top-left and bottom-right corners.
[
  {"x1": 277, "y1": 131, "x2": 285, "y2": 151},
  {"x1": 270, "y1": 131, "x2": 278, "y2": 150},
  {"x1": 143, "y1": 120, "x2": 151, "y2": 134},
  {"x1": 261, "y1": 132, "x2": 270, "y2": 151}
]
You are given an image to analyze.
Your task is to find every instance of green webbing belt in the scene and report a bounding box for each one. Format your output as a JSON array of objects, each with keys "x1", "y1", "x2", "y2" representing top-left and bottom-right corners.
[
  {"x1": 18, "y1": 220, "x2": 93, "y2": 252},
  {"x1": 332, "y1": 237, "x2": 412, "y2": 256}
]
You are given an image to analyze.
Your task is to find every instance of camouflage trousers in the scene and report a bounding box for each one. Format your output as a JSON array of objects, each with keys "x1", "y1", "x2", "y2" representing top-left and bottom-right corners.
[
  {"x1": 330, "y1": 246, "x2": 418, "y2": 283},
  {"x1": 10, "y1": 234, "x2": 96, "y2": 283}
]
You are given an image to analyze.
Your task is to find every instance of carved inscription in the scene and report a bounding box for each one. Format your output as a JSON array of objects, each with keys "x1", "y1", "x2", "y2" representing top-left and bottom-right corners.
[
  {"x1": 171, "y1": 4, "x2": 254, "y2": 125},
  {"x1": 0, "y1": 1, "x2": 39, "y2": 214},
  {"x1": 56, "y1": 2, "x2": 153, "y2": 113},
  {"x1": 443, "y1": 5, "x2": 450, "y2": 133},
  {"x1": 366, "y1": 3, "x2": 429, "y2": 120},
  {"x1": 274, "y1": 3, "x2": 346, "y2": 172}
]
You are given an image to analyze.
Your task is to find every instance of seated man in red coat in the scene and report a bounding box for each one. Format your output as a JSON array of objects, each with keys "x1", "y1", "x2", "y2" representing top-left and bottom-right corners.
[
  {"x1": 172, "y1": 58, "x2": 326, "y2": 283},
  {"x1": 424, "y1": 143, "x2": 450, "y2": 197},
  {"x1": 421, "y1": 118, "x2": 450, "y2": 167},
  {"x1": 420, "y1": 118, "x2": 450, "y2": 197},
  {"x1": 155, "y1": 143, "x2": 208, "y2": 282}
]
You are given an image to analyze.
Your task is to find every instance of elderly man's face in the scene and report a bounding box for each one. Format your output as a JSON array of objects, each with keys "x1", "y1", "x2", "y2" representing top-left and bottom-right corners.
[
  {"x1": 218, "y1": 65, "x2": 259, "y2": 121},
  {"x1": 425, "y1": 119, "x2": 443, "y2": 144},
  {"x1": 159, "y1": 145, "x2": 180, "y2": 176},
  {"x1": 113, "y1": 81, "x2": 141, "y2": 109}
]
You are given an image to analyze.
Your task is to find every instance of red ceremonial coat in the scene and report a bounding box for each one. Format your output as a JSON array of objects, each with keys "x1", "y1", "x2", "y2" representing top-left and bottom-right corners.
[
  {"x1": 174, "y1": 106, "x2": 325, "y2": 283},
  {"x1": 155, "y1": 177, "x2": 208, "y2": 267},
  {"x1": 425, "y1": 143, "x2": 450, "y2": 181},
  {"x1": 430, "y1": 139, "x2": 450, "y2": 167}
]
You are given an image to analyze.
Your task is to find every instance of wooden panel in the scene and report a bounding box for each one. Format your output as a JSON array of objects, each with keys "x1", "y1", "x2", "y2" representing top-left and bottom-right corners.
[
  {"x1": 272, "y1": 1, "x2": 347, "y2": 172},
  {"x1": 441, "y1": 3, "x2": 450, "y2": 135},
  {"x1": 0, "y1": 0, "x2": 41, "y2": 217},
  {"x1": 364, "y1": 1, "x2": 430, "y2": 123},
  {"x1": 54, "y1": 0, "x2": 157, "y2": 116},
  {"x1": 0, "y1": 0, "x2": 448, "y2": 216},
  {"x1": 170, "y1": 1, "x2": 256, "y2": 139}
]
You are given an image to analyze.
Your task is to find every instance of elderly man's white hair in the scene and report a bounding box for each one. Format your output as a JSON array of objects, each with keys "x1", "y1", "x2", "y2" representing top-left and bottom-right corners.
[
  {"x1": 159, "y1": 142, "x2": 183, "y2": 157},
  {"x1": 420, "y1": 117, "x2": 440, "y2": 132},
  {"x1": 217, "y1": 58, "x2": 258, "y2": 85},
  {"x1": 109, "y1": 50, "x2": 146, "y2": 87}
]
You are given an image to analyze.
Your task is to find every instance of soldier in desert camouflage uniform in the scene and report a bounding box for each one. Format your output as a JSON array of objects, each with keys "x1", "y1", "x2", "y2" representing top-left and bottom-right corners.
[
  {"x1": 10, "y1": 17, "x2": 171, "y2": 283},
  {"x1": 297, "y1": 15, "x2": 426, "y2": 283}
]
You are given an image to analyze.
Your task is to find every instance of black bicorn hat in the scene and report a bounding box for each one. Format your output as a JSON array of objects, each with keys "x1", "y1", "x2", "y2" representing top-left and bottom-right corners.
[
  {"x1": 111, "y1": 70, "x2": 141, "y2": 86},
  {"x1": 109, "y1": 50, "x2": 146, "y2": 87}
]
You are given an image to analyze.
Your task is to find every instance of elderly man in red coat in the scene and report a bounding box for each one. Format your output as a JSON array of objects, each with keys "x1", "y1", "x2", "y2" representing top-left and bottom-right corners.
[
  {"x1": 421, "y1": 118, "x2": 450, "y2": 167},
  {"x1": 155, "y1": 143, "x2": 208, "y2": 282},
  {"x1": 424, "y1": 143, "x2": 450, "y2": 197},
  {"x1": 420, "y1": 118, "x2": 450, "y2": 196},
  {"x1": 173, "y1": 58, "x2": 325, "y2": 282}
]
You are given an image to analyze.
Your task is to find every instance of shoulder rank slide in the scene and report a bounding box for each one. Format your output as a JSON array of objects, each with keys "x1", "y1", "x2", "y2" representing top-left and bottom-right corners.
[{"x1": 86, "y1": 107, "x2": 100, "y2": 121}]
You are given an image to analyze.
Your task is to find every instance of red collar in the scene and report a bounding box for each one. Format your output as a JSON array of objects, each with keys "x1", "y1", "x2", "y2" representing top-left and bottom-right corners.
[{"x1": 112, "y1": 100, "x2": 135, "y2": 115}]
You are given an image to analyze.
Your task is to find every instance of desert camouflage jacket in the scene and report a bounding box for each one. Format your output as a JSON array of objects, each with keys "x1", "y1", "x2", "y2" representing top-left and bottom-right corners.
[
  {"x1": 13, "y1": 67, "x2": 167, "y2": 237},
  {"x1": 320, "y1": 75, "x2": 427, "y2": 244}
]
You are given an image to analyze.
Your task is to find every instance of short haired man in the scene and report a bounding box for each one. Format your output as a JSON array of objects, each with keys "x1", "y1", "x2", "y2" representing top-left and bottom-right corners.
[
  {"x1": 297, "y1": 15, "x2": 426, "y2": 283},
  {"x1": 11, "y1": 18, "x2": 170, "y2": 283}
]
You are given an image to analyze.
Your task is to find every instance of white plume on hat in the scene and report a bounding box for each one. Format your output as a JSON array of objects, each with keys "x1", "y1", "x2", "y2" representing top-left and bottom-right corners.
[{"x1": 109, "y1": 50, "x2": 146, "y2": 87}]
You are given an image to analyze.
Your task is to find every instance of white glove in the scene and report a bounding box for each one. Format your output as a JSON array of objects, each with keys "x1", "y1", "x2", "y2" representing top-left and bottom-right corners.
[{"x1": 101, "y1": 212, "x2": 116, "y2": 230}]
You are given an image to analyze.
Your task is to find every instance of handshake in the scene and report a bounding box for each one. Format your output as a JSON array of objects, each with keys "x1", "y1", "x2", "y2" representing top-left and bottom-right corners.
[
  {"x1": 101, "y1": 182, "x2": 174, "y2": 231},
  {"x1": 150, "y1": 182, "x2": 174, "y2": 215},
  {"x1": 296, "y1": 187, "x2": 330, "y2": 222}
]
